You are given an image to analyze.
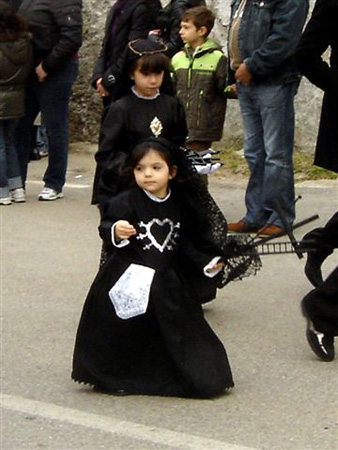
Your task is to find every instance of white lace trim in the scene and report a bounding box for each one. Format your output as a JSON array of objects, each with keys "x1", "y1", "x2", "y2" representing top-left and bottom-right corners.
[
  {"x1": 111, "y1": 223, "x2": 130, "y2": 247},
  {"x1": 143, "y1": 188, "x2": 171, "y2": 202},
  {"x1": 204, "y1": 256, "x2": 222, "y2": 278},
  {"x1": 131, "y1": 86, "x2": 160, "y2": 100}
]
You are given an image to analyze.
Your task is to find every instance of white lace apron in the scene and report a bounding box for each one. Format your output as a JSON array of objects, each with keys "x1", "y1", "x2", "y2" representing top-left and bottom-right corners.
[{"x1": 109, "y1": 264, "x2": 155, "y2": 319}]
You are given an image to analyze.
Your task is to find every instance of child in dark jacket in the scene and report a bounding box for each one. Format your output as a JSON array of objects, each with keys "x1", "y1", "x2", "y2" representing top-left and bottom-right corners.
[{"x1": 0, "y1": 1, "x2": 31, "y2": 205}]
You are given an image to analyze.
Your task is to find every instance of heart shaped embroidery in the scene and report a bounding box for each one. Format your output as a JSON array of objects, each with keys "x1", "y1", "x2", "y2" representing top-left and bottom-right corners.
[{"x1": 138, "y1": 218, "x2": 179, "y2": 253}]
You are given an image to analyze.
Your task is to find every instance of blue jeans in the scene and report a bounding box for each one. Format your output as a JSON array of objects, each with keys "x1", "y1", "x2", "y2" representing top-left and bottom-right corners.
[
  {"x1": 0, "y1": 120, "x2": 22, "y2": 198},
  {"x1": 237, "y1": 82, "x2": 298, "y2": 228},
  {"x1": 36, "y1": 124, "x2": 48, "y2": 152},
  {"x1": 15, "y1": 60, "x2": 78, "y2": 192}
]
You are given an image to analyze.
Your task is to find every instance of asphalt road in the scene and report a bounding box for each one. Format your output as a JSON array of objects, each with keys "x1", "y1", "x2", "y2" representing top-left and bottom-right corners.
[{"x1": 2, "y1": 150, "x2": 338, "y2": 450}]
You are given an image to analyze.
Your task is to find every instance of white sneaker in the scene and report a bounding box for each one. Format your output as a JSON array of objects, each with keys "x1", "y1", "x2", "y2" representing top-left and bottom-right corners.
[
  {"x1": 0, "y1": 197, "x2": 12, "y2": 205},
  {"x1": 38, "y1": 187, "x2": 63, "y2": 201},
  {"x1": 10, "y1": 188, "x2": 26, "y2": 203}
]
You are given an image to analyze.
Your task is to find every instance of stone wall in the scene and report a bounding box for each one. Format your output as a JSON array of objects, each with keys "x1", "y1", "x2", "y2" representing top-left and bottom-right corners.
[{"x1": 71, "y1": 0, "x2": 320, "y2": 152}]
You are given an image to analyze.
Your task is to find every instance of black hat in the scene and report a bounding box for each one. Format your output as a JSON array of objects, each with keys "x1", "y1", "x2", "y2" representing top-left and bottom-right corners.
[{"x1": 128, "y1": 36, "x2": 168, "y2": 56}]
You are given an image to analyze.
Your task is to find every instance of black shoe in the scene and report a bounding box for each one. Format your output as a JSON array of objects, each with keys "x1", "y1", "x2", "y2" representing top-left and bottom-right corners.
[
  {"x1": 93, "y1": 385, "x2": 129, "y2": 395},
  {"x1": 306, "y1": 321, "x2": 335, "y2": 362}
]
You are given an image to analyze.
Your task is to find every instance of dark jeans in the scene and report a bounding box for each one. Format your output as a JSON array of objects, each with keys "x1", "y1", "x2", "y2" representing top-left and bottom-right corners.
[{"x1": 15, "y1": 60, "x2": 78, "y2": 192}]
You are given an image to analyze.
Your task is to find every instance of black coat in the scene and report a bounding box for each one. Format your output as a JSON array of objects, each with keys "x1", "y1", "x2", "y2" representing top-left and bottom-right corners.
[
  {"x1": 19, "y1": 0, "x2": 82, "y2": 73},
  {"x1": 296, "y1": 0, "x2": 338, "y2": 173},
  {"x1": 91, "y1": 0, "x2": 159, "y2": 101},
  {"x1": 157, "y1": 0, "x2": 206, "y2": 57}
]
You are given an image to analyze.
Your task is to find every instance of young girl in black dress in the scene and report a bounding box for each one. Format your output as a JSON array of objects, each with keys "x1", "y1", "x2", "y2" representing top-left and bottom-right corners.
[{"x1": 72, "y1": 138, "x2": 235, "y2": 398}]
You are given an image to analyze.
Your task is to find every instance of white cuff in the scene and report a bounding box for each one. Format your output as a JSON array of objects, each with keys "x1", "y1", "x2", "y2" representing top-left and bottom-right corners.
[
  {"x1": 204, "y1": 256, "x2": 222, "y2": 278},
  {"x1": 111, "y1": 223, "x2": 130, "y2": 248}
]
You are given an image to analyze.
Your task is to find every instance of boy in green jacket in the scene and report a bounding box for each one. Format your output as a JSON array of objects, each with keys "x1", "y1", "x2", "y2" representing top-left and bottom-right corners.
[{"x1": 171, "y1": 6, "x2": 227, "y2": 182}]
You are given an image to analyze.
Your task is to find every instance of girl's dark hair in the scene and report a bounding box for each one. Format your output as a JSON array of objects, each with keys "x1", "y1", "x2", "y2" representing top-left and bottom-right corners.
[
  {"x1": 0, "y1": 0, "x2": 29, "y2": 41},
  {"x1": 118, "y1": 138, "x2": 180, "y2": 190},
  {"x1": 129, "y1": 52, "x2": 169, "y2": 76},
  {"x1": 129, "y1": 139, "x2": 175, "y2": 170}
]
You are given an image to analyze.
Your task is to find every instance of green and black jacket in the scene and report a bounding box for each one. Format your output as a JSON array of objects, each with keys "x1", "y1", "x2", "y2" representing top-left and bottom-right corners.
[{"x1": 171, "y1": 38, "x2": 227, "y2": 142}]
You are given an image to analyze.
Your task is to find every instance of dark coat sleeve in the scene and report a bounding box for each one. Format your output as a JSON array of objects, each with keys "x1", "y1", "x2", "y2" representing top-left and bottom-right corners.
[
  {"x1": 302, "y1": 211, "x2": 338, "y2": 254},
  {"x1": 95, "y1": 101, "x2": 126, "y2": 165},
  {"x1": 161, "y1": 0, "x2": 186, "y2": 57},
  {"x1": 178, "y1": 199, "x2": 222, "y2": 271},
  {"x1": 91, "y1": 7, "x2": 114, "y2": 87},
  {"x1": 176, "y1": 199, "x2": 222, "y2": 303},
  {"x1": 98, "y1": 191, "x2": 134, "y2": 252},
  {"x1": 92, "y1": 2, "x2": 152, "y2": 89},
  {"x1": 296, "y1": 0, "x2": 338, "y2": 98},
  {"x1": 91, "y1": 100, "x2": 126, "y2": 204},
  {"x1": 42, "y1": 0, "x2": 82, "y2": 73}
]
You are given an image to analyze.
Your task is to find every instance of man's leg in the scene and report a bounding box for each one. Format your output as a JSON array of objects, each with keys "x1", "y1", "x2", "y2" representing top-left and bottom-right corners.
[
  {"x1": 40, "y1": 61, "x2": 78, "y2": 194},
  {"x1": 237, "y1": 83, "x2": 267, "y2": 229},
  {"x1": 258, "y1": 82, "x2": 297, "y2": 228},
  {"x1": 15, "y1": 72, "x2": 40, "y2": 187}
]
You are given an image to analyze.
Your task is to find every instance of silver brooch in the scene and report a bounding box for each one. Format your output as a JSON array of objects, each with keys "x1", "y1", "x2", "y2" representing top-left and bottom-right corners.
[{"x1": 150, "y1": 116, "x2": 163, "y2": 137}]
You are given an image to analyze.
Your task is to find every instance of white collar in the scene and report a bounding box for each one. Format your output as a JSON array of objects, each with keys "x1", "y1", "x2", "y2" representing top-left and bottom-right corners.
[
  {"x1": 131, "y1": 86, "x2": 160, "y2": 100},
  {"x1": 143, "y1": 188, "x2": 171, "y2": 203}
]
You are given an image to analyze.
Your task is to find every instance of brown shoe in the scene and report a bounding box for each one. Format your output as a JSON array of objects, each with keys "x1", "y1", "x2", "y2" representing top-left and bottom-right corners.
[
  {"x1": 257, "y1": 224, "x2": 284, "y2": 236},
  {"x1": 227, "y1": 220, "x2": 259, "y2": 233}
]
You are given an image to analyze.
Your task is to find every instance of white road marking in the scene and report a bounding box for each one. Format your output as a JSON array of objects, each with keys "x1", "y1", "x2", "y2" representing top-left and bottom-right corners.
[
  {"x1": 27, "y1": 180, "x2": 91, "y2": 189},
  {"x1": 1, "y1": 394, "x2": 256, "y2": 450}
]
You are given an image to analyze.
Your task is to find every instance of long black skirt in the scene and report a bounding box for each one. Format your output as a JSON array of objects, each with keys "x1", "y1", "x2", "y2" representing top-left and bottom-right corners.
[{"x1": 72, "y1": 257, "x2": 234, "y2": 398}]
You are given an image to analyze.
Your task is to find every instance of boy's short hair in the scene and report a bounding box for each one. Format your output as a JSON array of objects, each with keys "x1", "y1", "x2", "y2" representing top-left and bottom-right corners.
[{"x1": 181, "y1": 6, "x2": 215, "y2": 37}]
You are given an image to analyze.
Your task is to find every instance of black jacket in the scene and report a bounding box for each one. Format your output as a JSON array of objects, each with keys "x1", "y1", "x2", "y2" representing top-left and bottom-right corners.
[
  {"x1": 92, "y1": 0, "x2": 158, "y2": 100},
  {"x1": 157, "y1": 0, "x2": 206, "y2": 57},
  {"x1": 92, "y1": 91, "x2": 187, "y2": 204},
  {"x1": 19, "y1": 0, "x2": 82, "y2": 74},
  {"x1": 296, "y1": 0, "x2": 338, "y2": 173}
]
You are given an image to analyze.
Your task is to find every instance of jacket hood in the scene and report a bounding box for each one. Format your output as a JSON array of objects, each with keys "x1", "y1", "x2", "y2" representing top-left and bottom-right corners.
[{"x1": 0, "y1": 38, "x2": 31, "y2": 66}]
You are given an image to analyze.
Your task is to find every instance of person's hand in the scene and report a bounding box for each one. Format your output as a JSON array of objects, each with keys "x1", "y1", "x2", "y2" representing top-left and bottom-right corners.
[
  {"x1": 115, "y1": 220, "x2": 137, "y2": 240},
  {"x1": 235, "y1": 63, "x2": 252, "y2": 85},
  {"x1": 96, "y1": 78, "x2": 110, "y2": 98},
  {"x1": 206, "y1": 261, "x2": 225, "y2": 274},
  {"x1": 36, "y1": 63, "x2": 47, "y2": 82},
  {"x1": 225, "y1": 83, "x2": 237, "y2": 98}
]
